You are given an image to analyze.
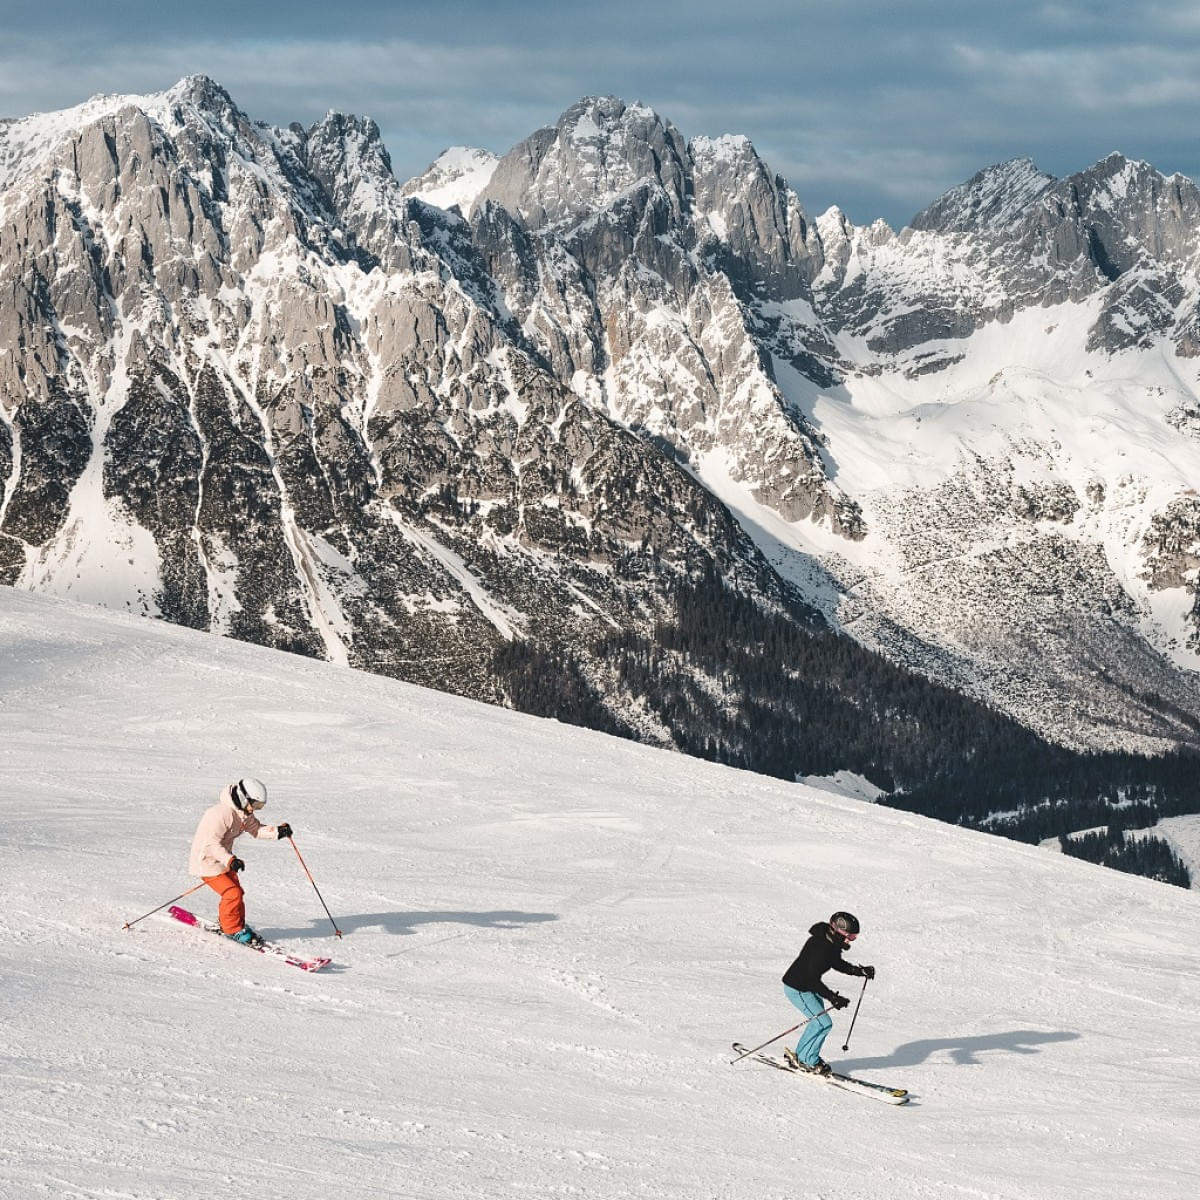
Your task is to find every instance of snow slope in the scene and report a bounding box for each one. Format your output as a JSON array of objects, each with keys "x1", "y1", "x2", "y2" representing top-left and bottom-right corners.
[
  {"x1": 768, "y1": 307, "x2": 1200, "y2": 673},
  {"x1": 2, "y1": 587, "x2": 1198, "y2": 1200},
  {"x1": 1158, "y1": 815, "x2": 1200, "y2": 888},
  {"x1": 401, "y1": 147, "x2": 499, "y2": 215}
]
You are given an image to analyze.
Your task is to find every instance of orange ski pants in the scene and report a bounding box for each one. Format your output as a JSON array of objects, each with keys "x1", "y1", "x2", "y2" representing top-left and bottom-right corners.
[{"x1": 202, "y1": 871, "x2": 246, "y2": 934}]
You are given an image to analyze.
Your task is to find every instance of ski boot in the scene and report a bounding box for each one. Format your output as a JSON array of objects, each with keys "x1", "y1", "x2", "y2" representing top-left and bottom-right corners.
[
  {"x1": 229, "y1": 926, "x2": 263, "y2": 947},
  {"x1": 785, "y1": 1049, "x2": 831, "y2": 1075}
]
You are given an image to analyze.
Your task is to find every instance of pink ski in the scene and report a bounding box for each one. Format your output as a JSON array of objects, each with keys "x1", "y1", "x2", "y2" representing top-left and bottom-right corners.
[{"x1": 168, "y1": 905, "x2": 332, "y2": 972}]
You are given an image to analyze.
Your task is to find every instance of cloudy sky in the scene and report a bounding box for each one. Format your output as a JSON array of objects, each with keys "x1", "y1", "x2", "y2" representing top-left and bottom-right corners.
[{"x1": 3, "y1": 0, "x2": 1200, "y2": 228}]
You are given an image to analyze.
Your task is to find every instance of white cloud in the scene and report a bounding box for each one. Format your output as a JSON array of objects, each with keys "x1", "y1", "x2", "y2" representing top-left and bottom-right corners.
[{"x1": 953, "y1": 41, "x2": 1200, "y2": 112}]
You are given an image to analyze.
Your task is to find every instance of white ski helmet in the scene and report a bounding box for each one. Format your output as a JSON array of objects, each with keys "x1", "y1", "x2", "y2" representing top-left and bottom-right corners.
[{"x1": 231, "y1": 777, "x2": 268, "y2": 811}]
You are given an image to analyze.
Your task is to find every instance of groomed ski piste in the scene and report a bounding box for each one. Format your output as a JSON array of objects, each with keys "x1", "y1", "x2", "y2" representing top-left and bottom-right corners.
[{"x1": 2, "y1": 587, "x2": 1199, "y2": 1200}]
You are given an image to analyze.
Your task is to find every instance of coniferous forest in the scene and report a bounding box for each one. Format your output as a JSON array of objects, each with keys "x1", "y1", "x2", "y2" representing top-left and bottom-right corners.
[
  {"x1": 493, "y1": 569, "x2": 1199, "y2": 889},
  {"x1": 1059, "y1": 828, "x2": 1191, "y2": 888}
]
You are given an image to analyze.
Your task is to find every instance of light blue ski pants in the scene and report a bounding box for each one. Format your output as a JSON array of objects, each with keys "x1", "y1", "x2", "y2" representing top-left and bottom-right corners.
[{"x1": 784, "y1": 985, "x2": 832, "y2": 1065}]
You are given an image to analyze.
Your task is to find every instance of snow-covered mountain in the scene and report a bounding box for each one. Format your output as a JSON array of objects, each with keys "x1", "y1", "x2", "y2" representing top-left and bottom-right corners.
[
  {"x1": 2, "y1": 586, "x2": 1199, "y2": 1200},
  {"x1": 400, "y1": 145, "x2": 499, "y2": 215},
  {"x1": 5, "y1": 77, "x2": 1200, "y2": 767},
  {"x1": 0, "y1": 78, "x2": 800, "y2": 710}
]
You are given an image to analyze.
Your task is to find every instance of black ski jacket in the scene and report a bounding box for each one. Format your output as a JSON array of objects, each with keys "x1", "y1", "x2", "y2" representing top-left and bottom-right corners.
[{"x1": 781, "y1": 922, "x2": 862, "y2": 1002}]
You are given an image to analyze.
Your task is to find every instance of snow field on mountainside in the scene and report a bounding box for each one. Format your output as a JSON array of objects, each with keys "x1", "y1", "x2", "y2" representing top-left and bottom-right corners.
[
  {"x1": 1155, "y1": 815, "x2": 1200, "y2": 885},
  {"x1": 2, "y1": 587, "x2": 1200, "y2": 1200},
  {"x1": 403, "y1": 147, "x2": 500, "y2": 216}
]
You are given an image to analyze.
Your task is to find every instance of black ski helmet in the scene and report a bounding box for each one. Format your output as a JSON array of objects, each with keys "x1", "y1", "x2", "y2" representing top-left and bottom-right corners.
[{"x1": 829, "y1": 911, "x2": 860, "y2": 937}]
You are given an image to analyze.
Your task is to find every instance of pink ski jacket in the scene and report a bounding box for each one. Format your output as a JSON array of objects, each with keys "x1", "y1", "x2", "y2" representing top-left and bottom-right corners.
[{"x1": 188, "y1": 784, "x2": 280, "y2": 878}]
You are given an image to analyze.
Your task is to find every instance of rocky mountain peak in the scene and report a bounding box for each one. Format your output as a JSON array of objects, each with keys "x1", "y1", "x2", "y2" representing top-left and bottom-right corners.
[
  {"x1": 689, "y1": 132, "x2": 756, "y2": 167},
  {"x1": 153, "y1": 74, "x2": 280, "y2": 173},
  {"x1": 478, "y1": 94, "x2": 689, "y2": 228},
  {"x1": 1057, "y1": 153, "x2": 1200, "y2": 273},
  {"x1": 304, "y1": 109, "x2": 396, "y2": 219},
  {"x1": 307, "y1": 110, "x2": 391, "y2": 168},
  {"x1": 162, "y1": 74, "x2": 241, "y2": 120},
  {"x1": 690, "y1": 133, "x2": 821, "y2": 301},
  {"x1": 910, "y1": 157, "x2": 1055, "y2": 234}
]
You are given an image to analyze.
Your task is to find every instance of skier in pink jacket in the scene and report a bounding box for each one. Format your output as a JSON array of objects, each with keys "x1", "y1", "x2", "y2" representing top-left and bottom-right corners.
[{"x1": 188, "y1": 778, "x2": 292, "y2": 945}]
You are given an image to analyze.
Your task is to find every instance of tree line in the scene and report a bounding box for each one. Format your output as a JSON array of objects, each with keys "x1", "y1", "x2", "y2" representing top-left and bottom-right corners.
[
  {"x1": 491, "y1": 568, "x2": 1200, "y2": 889},
  {"x1": 1059, "y1": 827, "x2": 1191, "y2": 889}
]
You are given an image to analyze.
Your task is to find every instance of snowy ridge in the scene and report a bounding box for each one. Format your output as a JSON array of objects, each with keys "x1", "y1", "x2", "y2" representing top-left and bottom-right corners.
[
  {"x1": 911, "y1": 157, "x2": 1056, "y2": 233},
  {"x1": 0, "y1": 87, "x2": 160, "y2": 191},
  {"x1": 2, "y1": 586, "x2": 1199, "y2": 1199},
  {"x1": 401, "y1": 146, "x2": 499, "y2": 215}
]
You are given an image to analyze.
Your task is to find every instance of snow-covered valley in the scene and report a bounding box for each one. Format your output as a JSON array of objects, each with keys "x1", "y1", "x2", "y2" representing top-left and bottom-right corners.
[{"x1": 2, "y1": 586, "x2": 1198, "y2": 1199}]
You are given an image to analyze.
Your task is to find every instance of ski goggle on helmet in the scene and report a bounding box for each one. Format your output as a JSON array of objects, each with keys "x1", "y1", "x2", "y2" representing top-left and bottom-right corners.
[
  {"x1": 830, "y1": 911, "x2": 860, "y2": 941},
  {"x1": 231, "y1": 777, "x2": 268, "y2": 812}
]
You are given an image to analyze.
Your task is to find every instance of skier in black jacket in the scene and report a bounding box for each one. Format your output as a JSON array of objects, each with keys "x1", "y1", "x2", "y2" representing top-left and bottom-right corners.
[{"x1": 780, "y1": 911, "x2": 875, "y2": 1074}]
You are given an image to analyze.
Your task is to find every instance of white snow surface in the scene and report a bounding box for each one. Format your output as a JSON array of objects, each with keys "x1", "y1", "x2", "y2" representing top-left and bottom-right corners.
[
  {"x1": 798, "y1": 771, "x2": 886, "y2": 803},
  {"x1": 402, "y1": 147, "x2": 499, "y2": 216},
  {"x1": 1156, "y1": 814, "x2": 1200, "y2": 889},
  {"x1": 2, "y1": 586, "x2": 1199, "y2": 1200}
]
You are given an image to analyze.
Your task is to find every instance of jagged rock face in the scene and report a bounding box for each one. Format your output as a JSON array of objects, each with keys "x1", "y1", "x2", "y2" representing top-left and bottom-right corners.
[
  {"x1": 909, "y1": 158, "x2": 1056, "y2": 234},
  {"x1": 894, "y1": 153, "x2": 1200, "y2": 358},
  {"x1": 482, "y1": 97, "x2": 691, "y2": 229},
  {"x1": 473, "y1": 97, "x2": 855, "y2": 535},
  {"x1": 0, "y1": 79, "x2": 792, "y2": 715},
  {"x1": 5, "y1": 78, "x2": 1200, "y2": 755},
  {"x1": 1067, "y1": 154, "x2": 1200, "y2": 276},
  {"x1": 690, "y1": 134, "x2": 823, "y2": 303},
  {"x1": 303, "y1": 112, "x2": 393, "y2": 221}
]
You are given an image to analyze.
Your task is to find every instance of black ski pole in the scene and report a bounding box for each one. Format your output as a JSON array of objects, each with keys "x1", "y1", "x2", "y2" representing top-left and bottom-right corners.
[
  {"x1": 122, "y1": 881, "x2": 206, "y2": 930},
  {"x1": 841, "y1": 977, "x2": 869, "y2": 1051},
  {"x1": 731, "y1": 1006, "x2": 834, "y2": 1064},
  {"x1": 287, "y1": 835, "x2": 343, "y2": 938}
]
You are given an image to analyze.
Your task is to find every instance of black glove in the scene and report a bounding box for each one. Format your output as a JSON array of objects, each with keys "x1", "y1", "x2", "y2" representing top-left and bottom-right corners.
[
  {"x1": 277, "y1": 822, "x2": 293, "y2": 840},
  {"x1": 229, "y1": 856, "x2": 245, "y2": 873},
  {"x1": 830, "y1": 993, "x2": 850, "y2": 1010},
  {"x1": 860, "y1": 965, "x2": 876, "y2": 980}
]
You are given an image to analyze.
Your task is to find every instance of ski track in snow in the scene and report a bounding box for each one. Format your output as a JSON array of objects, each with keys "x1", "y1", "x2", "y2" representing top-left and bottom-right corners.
[{"x1": 2, "y1": 587, "x2": 1199, "y2": 1199}]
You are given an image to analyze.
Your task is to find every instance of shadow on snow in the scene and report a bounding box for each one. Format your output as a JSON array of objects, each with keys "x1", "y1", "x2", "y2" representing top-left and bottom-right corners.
[
  {"x1": 837, "y1": 1029, "x2": 1080, "y2": 1073},
  {"x1": 267, "y1": 909, "x2": 559, "y2": 940}
]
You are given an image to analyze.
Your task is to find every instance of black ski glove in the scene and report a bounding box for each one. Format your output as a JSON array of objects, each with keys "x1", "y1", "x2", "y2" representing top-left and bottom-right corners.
[
  {"x1": 277, "y1": 822, "x2": 293, "y2": 840},
  {"x1": 860, "y1": 965, "x2": 876, "y2": 980},
  {"x1": 229, "y1": 856, "x2": 245, "y2": 873},
  {"x1": 829, "y1": 993, "x2": 850, "y2": 1010}
]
